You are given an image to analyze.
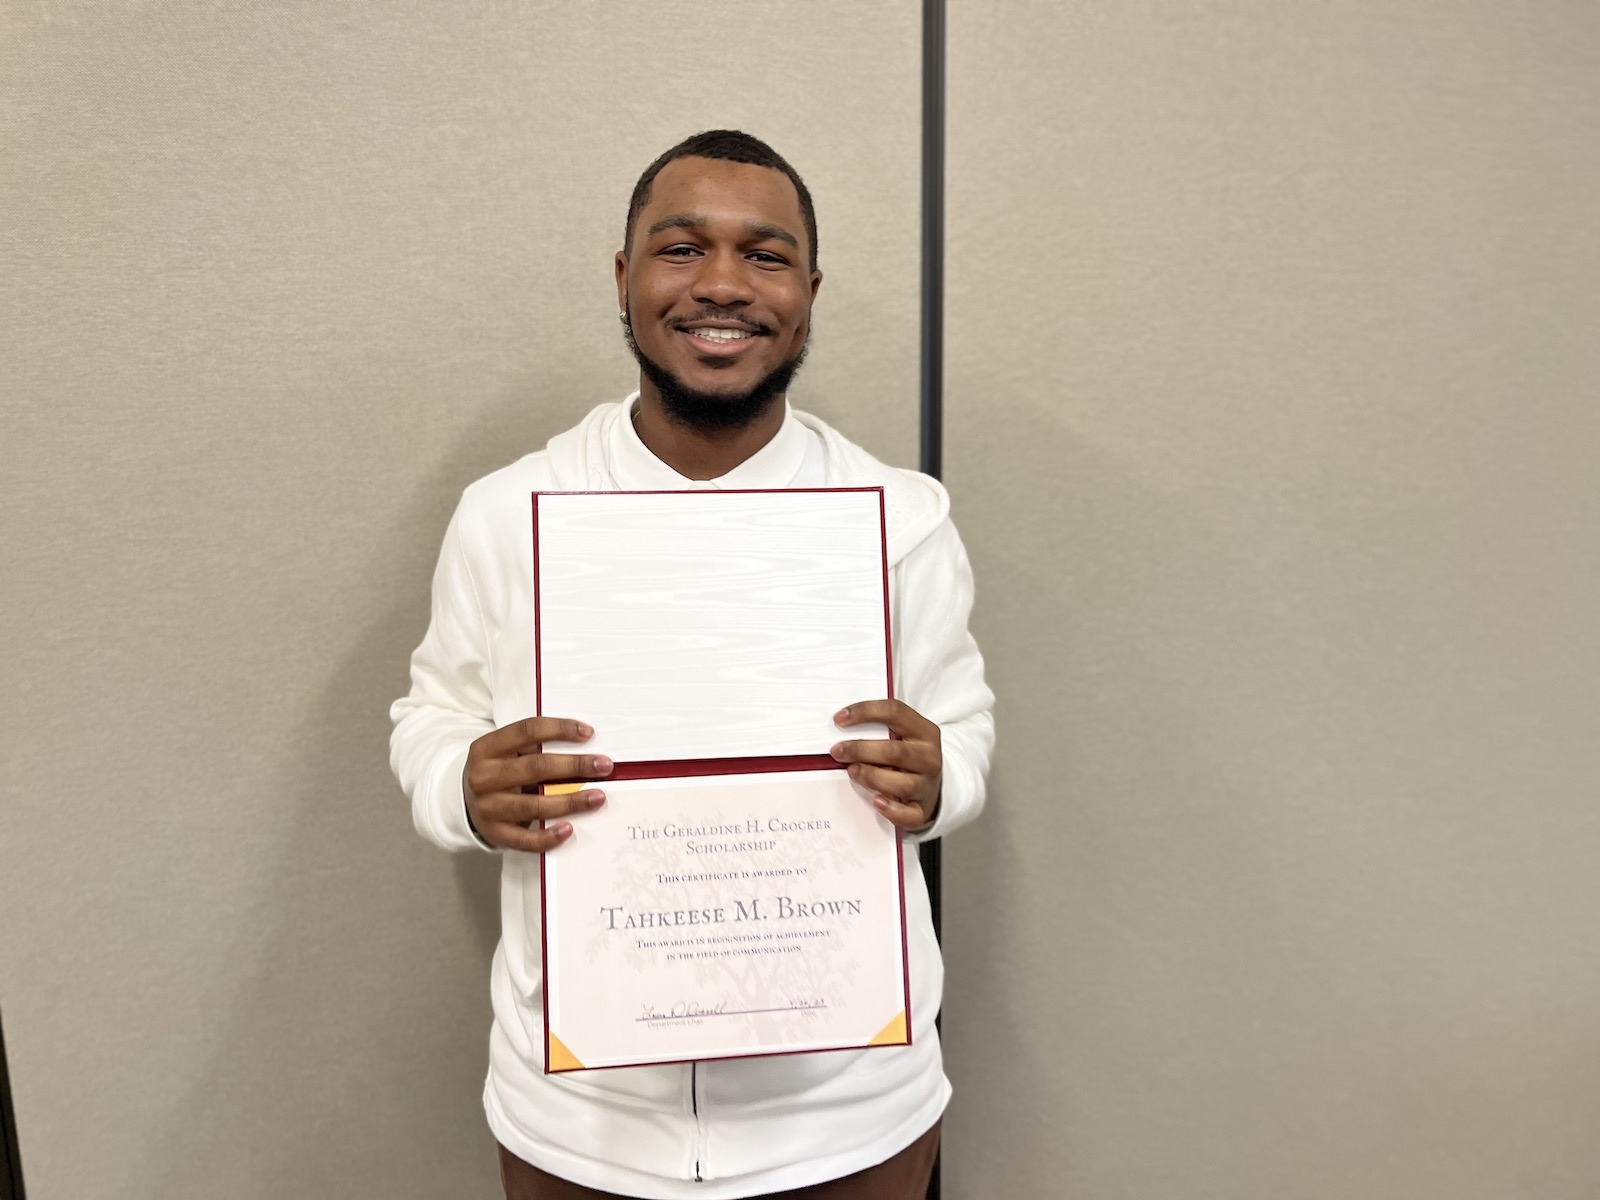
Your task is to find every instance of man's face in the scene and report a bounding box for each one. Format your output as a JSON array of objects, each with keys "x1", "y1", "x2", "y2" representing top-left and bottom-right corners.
[{"x1": 616, "y1": 156, "x2": 822, "y2": 429}]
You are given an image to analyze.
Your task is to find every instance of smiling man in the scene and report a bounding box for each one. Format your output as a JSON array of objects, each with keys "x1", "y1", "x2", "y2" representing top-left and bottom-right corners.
[
  {"x1": 391, "y1": 131, "x2": 994, "y2": 1200},
  {"x1": 621, "y1": 153, "x2": 817, "y2": 438},
  {"x1": 618, "y1": 140, "x2": 823, "y2": 479}
]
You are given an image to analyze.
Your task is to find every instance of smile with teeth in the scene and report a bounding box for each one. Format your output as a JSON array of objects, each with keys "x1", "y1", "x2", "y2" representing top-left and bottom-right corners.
[{"x1": 683, "y1": 327, "x2": 757, "y2": 343}]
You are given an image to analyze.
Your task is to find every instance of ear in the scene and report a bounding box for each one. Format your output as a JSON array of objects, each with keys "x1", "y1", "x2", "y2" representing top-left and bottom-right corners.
[
  {"x1": 614, "y1": 250, "x2": 629, "y2": 314},
  {"x1": 809, "y1": 268, "x2": 823, "y2": 301}
]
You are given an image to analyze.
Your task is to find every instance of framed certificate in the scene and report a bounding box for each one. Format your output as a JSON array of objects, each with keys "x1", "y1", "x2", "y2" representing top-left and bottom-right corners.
[{"x1": 533, "y1": 488, "x2": 911, "y2": 1072}]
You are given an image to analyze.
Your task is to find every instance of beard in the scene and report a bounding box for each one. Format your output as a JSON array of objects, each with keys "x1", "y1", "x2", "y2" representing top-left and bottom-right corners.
[{"x1": 623, "y1": 314, "x2": 810, "y2": 433}]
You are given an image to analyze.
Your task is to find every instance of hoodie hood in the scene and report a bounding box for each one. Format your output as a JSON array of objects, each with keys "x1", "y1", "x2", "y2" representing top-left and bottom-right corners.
[{"x1": 544, "y1": 400, "x2": 950, "y2": 567}]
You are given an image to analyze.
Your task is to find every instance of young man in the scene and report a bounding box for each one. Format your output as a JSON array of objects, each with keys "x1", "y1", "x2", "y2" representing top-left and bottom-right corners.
[{"x1": 391, "y1": 130, "x2": 994, "y2": 1200}]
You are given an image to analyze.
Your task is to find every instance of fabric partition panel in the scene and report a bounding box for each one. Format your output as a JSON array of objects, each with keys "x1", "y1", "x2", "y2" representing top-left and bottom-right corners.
[
  {"x1": 0, "y1": 5, "x2": 924, "y2": 1197},
  {"x1": 941, "y1": 4, "x2": 1600, "y2": 1199}
]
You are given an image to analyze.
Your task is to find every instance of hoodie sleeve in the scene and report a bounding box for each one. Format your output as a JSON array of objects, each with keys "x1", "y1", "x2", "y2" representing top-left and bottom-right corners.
[
  {"x1": 892, "y1": 518, "x2": 996, "y2": 844},
  {"x1": 389, "y1": 500, "x2": 497, "y2": 853}
]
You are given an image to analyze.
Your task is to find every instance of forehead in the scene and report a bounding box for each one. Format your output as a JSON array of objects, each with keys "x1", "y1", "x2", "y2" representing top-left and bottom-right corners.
[{"x1": 638, "y1": 156, "x2": 806, "y2": 246}]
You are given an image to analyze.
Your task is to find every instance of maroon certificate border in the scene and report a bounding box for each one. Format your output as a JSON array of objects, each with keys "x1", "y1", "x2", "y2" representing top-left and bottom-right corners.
[{"x1": 531, "y1": 487, "x2": 911, "y2": 1073}]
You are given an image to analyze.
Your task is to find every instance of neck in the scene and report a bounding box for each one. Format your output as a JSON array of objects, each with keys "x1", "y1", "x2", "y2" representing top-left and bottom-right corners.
[{"x1": 632, "y1": 384, "x2": 787, "y2": 481}]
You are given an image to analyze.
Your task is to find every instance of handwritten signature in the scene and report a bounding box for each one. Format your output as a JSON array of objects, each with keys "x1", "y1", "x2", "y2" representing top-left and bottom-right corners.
[
  {"x1": 636, "y1": 997, "x2": 831, "y2": 1022},
  {"x1": 640, "y1": 999, "x2": 730, "y2": 1021}
]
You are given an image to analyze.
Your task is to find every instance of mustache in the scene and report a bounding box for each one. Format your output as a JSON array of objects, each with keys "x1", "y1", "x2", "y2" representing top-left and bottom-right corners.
[{"x1": 669, "y1": 308, "x2": 771, "y2": 336}]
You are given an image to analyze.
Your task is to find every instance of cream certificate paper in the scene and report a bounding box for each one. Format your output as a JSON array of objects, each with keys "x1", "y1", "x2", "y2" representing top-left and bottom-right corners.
[
  {"x1": 542, "y1": 770, "x2": 910, "y2": 1071},
  {"x1": 532, "y1": 489, "x2": 907, "y2": 1071},
  {"x1": 533, "y1": 489, "x2": 893, "y2": 762}
]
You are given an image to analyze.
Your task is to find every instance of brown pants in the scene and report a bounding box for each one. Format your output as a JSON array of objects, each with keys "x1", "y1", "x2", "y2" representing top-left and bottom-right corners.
[{"x1": 498, "y1": 1121, "x2": 941, "y2": 1200}]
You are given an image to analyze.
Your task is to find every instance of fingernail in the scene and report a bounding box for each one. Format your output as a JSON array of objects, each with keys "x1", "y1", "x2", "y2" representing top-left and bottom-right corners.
[
  {"x1": 554, "y1": 822, "x2": 573, "y2": 837},
  {"x1": 593, "y1": 755, "x2": 613, "y2": 773},
  {"x1": 576, "y1": 722, "x2": 593, "y2": 738},
  {"x1": 585, "y1": 790, "x2": 606, "y2": 808},
  {"x1": 871, "y1": 796, "x2": 889, "y2": 811},
  {"x1": 834, "y1": 707, "x2": 851, "y2": 723},
  {"x1": 830, "y1": 743, "x2": 845, "y2": 760}
]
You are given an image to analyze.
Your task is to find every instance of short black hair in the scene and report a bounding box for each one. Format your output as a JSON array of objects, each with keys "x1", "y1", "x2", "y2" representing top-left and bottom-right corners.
[{"x1": 625, "y1": 130, "x2": 818, "y2": 271}]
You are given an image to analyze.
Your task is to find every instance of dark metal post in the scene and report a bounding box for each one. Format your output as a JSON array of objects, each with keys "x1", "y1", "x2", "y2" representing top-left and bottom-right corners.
[
  {"x1": 919, "y1": 0, "x2": 945, "y2": 491},
  {"x1": 918, "y1": 1, "x2": 946, "y2": 1197},
  {"x1": 917, "y1": 0, "x2": 946, "y2": 926},
  {"x1": 0, "y1": 1009, "x2": 25, "y2": 1200}
]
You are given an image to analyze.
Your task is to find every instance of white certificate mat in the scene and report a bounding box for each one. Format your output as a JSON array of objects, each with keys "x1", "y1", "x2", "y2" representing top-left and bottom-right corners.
[
  {"x1": 532, "y1": 488, "x2": 892, "y2": 762},
  {"x1": 542, "y1": 769, "x2": 911, "y2": 1072}
]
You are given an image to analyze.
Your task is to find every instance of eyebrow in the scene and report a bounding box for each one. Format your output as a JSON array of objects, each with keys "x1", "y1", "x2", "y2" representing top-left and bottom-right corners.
[{"x1": 645, "y1": 213, "x2": 800, "y2": 251}]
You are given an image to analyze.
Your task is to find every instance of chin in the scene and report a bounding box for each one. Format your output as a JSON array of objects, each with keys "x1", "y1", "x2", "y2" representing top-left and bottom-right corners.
[
  {"x1": 681, "y1": 372, "x2": 763, "y2": 398},
  {"x1": 626, "y1": 326, "x2": 807, "y2": 434}
]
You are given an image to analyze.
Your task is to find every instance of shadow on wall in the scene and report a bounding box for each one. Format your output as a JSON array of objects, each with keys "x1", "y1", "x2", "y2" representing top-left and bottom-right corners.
[
  {"x1": 124, "y1": 380, "x2": 593, "y2": 1198},
  {"x1": 935, "y1": 756, "x2": 1070, "y2": 1169}
]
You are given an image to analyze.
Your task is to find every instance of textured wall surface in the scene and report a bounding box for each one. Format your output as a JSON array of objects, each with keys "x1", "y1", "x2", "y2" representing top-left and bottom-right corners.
[
  {"x1": 941, "y1": 3, "x2": 1600, "y2": 1198},
  {"x1": 6, "y1": 2, "x2": 1600, "y2": 1198},
  {"x1": 0, "y1": 4, "x2": 919, "y2": 1197}
]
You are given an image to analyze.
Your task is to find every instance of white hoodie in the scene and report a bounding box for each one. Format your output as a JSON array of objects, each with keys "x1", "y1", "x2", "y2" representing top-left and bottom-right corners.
[{"x1": 391, "y1": 399, "x2": 994, "y2": 1197}]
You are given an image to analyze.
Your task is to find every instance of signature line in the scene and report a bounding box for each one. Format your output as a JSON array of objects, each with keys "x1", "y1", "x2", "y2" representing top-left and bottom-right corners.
[{"x1": 637, "y1": 1004, "x2": 829, "y2": 1023}]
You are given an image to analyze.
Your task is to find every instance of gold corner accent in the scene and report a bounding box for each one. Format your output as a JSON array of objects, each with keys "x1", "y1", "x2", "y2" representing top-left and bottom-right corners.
[
  {"x1": 868, "y1": 1011, "x2": 909, "y2": 1046},
  {"x1": 547, "y1": 1032, "x2": 586, "y2": 1072}
]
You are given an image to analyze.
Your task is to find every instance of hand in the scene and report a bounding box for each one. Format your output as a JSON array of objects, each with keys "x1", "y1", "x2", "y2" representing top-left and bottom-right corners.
[
  {"x1": 830, "y1": 700, "x2": 942, "y2": 831},
  {"x1": 463, "y1": 717, "x2": 613, "y2": 853}
]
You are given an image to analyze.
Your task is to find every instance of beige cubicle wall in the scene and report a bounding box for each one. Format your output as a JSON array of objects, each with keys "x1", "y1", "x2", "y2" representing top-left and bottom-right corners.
[
  {"x1": 0, "y1": 5, "x2": 920, "y2": 1197},
  {"x1": 6, "y1": 3, "x2": 1600, "y2": 1199},
  {"x1": 940, "y1": 4, "x2": 1600, "y2": 1199}
]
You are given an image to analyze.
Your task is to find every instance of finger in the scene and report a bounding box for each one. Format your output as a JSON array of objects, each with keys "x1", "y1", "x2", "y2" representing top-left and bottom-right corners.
[
  {"x1": 844, "y1": 762, "x2": 933, "y2": 806},
  {"x1": 868, "y1": 794, "x2": 929, "y2": 831},
  {"x1": 469, "y1": 751, "x2": 613, "y2": 796},
  {"x1": 473, "y1": 788, "x2": 606, "y2": 827},
  {"x1": 828, "y1": 737, "x2": 936, "y2": 773},
  {"x1": 481, "y1": 818, "x2": 576, "y2": 854},
  {"x1": 834, "y1": 700, "x2": 938, "y2": 742},
  {"x1": 472, "y1": 716, "x2": 593, "y2": 759}
]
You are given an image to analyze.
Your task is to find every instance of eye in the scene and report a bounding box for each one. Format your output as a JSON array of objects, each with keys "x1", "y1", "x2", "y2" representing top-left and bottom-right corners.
[
  {"x1": 659, "y1": 244, "x2": 702, "y2": 258},
  {"x1": 748, "y1": 251, "x2": 789, "y2": 265}
]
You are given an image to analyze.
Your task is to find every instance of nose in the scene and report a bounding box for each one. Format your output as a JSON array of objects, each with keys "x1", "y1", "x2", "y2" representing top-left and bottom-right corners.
[{"x1": 691, "y1": 247, "x2": 754, "y2": 308}]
